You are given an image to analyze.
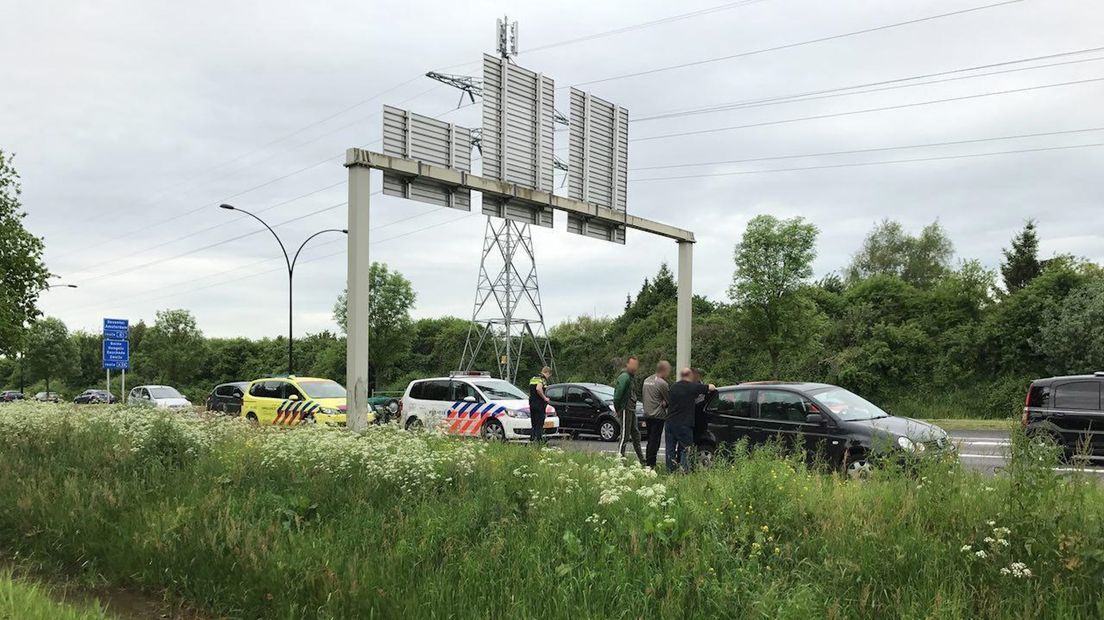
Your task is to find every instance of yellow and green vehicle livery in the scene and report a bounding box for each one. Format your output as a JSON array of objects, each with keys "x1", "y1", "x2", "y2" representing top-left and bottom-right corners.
[{"x1": 241, "y1": 376, "x2": 373, "y2": 427}]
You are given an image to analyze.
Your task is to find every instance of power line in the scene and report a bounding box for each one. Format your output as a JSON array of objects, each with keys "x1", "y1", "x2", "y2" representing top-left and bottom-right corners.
[
  {"x1": 631, "y1": 76, "x2": 1104, "y2": 143},
  {"x1": 633, "y1": 48, "x2": 1104, "y2": 122},
  {"x1": 571, "y1": 0, "x2": 1025, "y2": 88},
  {"x1": 524, "y1": 0, "x2": 773, "y2": 53},
  {"x1": 628, "y1": 142, "x2": 1104, "y2": 182},
  {"x1": 630, "y1": 126, "x2": 1104, "y2": 170}
]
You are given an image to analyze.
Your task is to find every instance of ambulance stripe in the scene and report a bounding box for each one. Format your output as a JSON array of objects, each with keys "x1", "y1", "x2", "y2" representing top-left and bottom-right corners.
[{"x1": 273, "y1": 411, "x2": 286, "y2": 425}]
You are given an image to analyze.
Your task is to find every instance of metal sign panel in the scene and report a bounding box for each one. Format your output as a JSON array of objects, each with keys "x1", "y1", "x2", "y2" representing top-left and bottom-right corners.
[
  {"x1": 381, "y1": 105, "x2": 472, "y2": 210},
  {"x1": 567, "y1": 88, "x2": 628, "y2": 244},
  {"x1": 480, "y1": 54, "x2": 555, "y2": 228},
  {"x1": 102, "y1": 339, "x2": 129, "y2": 370},
  {"x1": 102, "y1": 317, "x2": 128, "y2": 340}
]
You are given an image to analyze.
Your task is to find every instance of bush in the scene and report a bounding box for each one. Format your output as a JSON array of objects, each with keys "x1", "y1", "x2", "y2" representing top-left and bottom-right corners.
[{"x1": 0, "y1": 403, "x2": 1103, "y2": 618}]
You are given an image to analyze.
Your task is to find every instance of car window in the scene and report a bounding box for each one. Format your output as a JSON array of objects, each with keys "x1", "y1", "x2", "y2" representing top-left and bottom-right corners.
[
  {"x1": 1054, "y1": 381, "x2": 1101, "y2": 411},
  {"x1": 758, "y1": 390, "x2": 810, "y2": 423},
  {"x1": 566, "y1": 387, "x2": 589, "y2": 404},
  {"x1": 278, "y1": 382, "x2": 305, "y2": 400},
  {"x1": 419, "y1": 380, "x2": 451, "y2": 401},
  {"x1": 298, "y1": 380, "x2": 345, "y2": 399},
  {"x1": 545, "y1": 386, "x2": 565, "y2": 401},
  {"x1": 149, "y1": 387, "x2": 183, "y2": 399},
  {"x1": 710, "y1": 390, "x2": 755, "y2": 417},
  {"x1": 451, "y1": 381, "x2": 480, "y2": 402},
  {"x1": 471, "y1": 380, "x2": 527, "y2": 400},
  {"x1": 249, "y1": 381, "x2": 282, "y2": 399},
  {"x1": 1027, "y1": 384, "x2": 1050, "y2": 409}
]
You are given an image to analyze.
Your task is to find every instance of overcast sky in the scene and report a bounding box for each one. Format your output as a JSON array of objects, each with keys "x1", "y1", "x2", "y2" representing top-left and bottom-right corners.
[{"x1": 2, "y1": 0, "x2": 1101, "y2": 339}]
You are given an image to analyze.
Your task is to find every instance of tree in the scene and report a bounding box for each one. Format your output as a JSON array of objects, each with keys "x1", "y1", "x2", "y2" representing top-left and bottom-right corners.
[
  {"x1": 846, "y1": 220, "x2": 954, "y2": 288},
  {"x1": 1000, "y1": 220, "x2": 1042, "y2": 293},
  {"x1": 24, "y1": 317, "x2": 76, "y2": 392},
  {"x1": 142, "y1": 309, "x2": 206, "y2": 384},
  {"x1": 729, "y1": 215, "x2": 820, "y2": 378},
  {"x1": 334, "y1": 262, "x2": 416, "y2": 389},
  {"x1": 0, "y1": 151, "x2": 50, "y2": 356},
  {"x1": 1034, "y1": 279, "x2": 1104, "y2": 375}
]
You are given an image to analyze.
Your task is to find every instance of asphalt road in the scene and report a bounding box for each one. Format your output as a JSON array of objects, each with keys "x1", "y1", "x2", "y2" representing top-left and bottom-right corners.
[{"x1": 548, "y1": 429, "x2": 1104, "y2": 477}]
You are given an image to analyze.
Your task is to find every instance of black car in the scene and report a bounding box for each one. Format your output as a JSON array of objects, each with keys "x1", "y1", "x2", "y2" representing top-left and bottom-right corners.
[
  {"x1": 206, "y1": 381, "x2": 249, "y2": 416},
  {"x1": 1023, "y1": 372, "x2": 1104, "y2": 462},
  {"x1": 698, "y1": 382, "x2": 951, "y2": 476},
  {"x1": 0, "y1": 390, "x2": 24, "y2": 402},
  {"x1": 546, "y1": 383, "x2": 647, "y2": 442},
  {"x1": 74, "y1": 389, "x2": 117, "y2": 404}
]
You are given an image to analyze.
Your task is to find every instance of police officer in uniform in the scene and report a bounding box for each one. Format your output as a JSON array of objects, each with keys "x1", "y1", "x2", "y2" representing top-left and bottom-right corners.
[{"x1": 528, "y1": 366, "x2": 553, "y2": 444}]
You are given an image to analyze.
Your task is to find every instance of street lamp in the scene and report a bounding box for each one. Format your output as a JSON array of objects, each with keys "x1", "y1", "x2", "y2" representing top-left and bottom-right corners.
[
  {"x1": 220, "y1": 203, "x2": 347, "y2": 374},
  {"x1": 23, "y1": 281, "x2": 79, "y2": 393}
]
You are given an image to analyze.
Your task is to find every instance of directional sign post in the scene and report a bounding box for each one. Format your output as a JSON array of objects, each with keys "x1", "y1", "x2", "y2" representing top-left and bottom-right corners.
[{"x1": 102, "y1": 318, "x2": 129, "y2": 398}]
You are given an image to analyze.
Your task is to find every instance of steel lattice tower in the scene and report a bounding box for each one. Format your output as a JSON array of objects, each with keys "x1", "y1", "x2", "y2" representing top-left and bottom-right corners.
[{"x1": 459, "y1": 217, "x2": 555, "y2": 383}]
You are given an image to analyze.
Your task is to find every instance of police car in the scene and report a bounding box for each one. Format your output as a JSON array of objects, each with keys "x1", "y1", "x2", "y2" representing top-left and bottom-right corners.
[
  {"x1": 399, "y1": 371, "x2": 559, "y2": 440},
  {"x1": 240, "y1": 376, "x2": 374, "y2": 427}
]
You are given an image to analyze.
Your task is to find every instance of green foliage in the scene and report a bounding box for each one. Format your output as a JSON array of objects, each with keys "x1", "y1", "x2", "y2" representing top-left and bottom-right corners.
[
  {"x1": 729, "y1": 215, "x2": 821, "y2": 378},
  {"x1": 1035, "y1": 279, "x2": 1104, "y2": 374},
  {"x1": 3, "y1": 404, "x2": 1104, "y2": 618},
  {"x1": 0, "y1": 151, "x2": 50, "y2": 357},
  {"x1": 334, "y1": 262, "x2": 416, "y2": 387},
  {"x1": 24, "y1": 317, "x2": 76, "y2": 392},
  {"x1": 142, "y1": 309, "x2": 206, "y2": 385},
  {"x1": 1001, "y1": 219, "x2": 1041, "y2": 293},
  {"x1": 846, "y1": 219, "x2": 954, "y2": 288},
  {"x1": 0, "y1": 569, "x2": 114, "y2": 620}
]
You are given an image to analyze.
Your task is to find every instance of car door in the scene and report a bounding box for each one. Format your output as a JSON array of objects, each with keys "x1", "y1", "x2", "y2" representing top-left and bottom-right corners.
[
  {"x1": 545, "y1": 385, "x2": 569, "y2": 426},
  {"x1": 703, "y1": 388, "x2": 759, "y2": 447},
  {"x1": 1050, "y1": 380, "x2": 1104, "y2": 458},
  {"x1": 448, "y1": 381, "x2": 484, "y2": 435},
  {"x1": 565, "y1": 386, "x2": 596, "y2": 432},
  {"x1": 755, "y1": 389, "x2": 826, "y2": 456},
  {"x1": 226, "y1": 385, "x2": 245, "y2": 415},
  {"x1": 248, "y1": 380, "x2": 284, "y2": 424}
]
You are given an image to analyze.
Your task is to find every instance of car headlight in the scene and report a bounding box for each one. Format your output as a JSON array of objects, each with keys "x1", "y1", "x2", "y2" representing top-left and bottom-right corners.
[
  {"x1": 897, "y1": 436, "x2": 916, "y2": 452},
  {"x1": 506, "y1": 409, "x2": 529, "y2": 419}
]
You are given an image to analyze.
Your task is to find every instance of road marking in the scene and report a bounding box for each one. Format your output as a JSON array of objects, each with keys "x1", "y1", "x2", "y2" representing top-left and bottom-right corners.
[
  {"x1": 956, "y1": 440, "x2": 1009, "y2": 446},
  {"x1": 957, "y1": 453, "x2": 1005, "y2": 459}
]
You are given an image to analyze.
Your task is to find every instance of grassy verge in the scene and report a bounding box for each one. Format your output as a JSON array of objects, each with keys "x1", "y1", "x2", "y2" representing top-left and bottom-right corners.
[
  {"x1": 1, "y1": 403, "x2": 1103, "y2": 618},
  {"x1": 921, "y1": 418, "x2": 1017, "y2": 431},
  {"x1": 0, "y1": 569, "x2": 114, "y2": 620}
]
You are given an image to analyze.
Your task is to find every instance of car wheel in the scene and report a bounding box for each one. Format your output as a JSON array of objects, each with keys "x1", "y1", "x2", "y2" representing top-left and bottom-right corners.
[
  {"x1": 695, "y1": 443, "x2": 716, "y2": 470},
  {"x1": 1028, "y1": 428, "x2": 1072, "y2": 463},
  {"x1": 845, "y1": 456, "x2": 872, "y2": 480},
  {"x1": 481, "y1": 419, "x2": 506, "y2": 441},
  {"x1": 246, "y1": 412, "x2": 258, "y2": 425},
  {"x1": 405, "y1": 417, "x2": 423, "y2": 432},
  {"x1": 598, "y1": 419, "x2": 620, "y2": 442}
]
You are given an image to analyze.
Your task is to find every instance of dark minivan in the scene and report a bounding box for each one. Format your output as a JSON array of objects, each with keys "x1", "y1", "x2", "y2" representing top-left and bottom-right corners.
[
  {"x1": 546, "y1": 383, "x2": 646, "y2": 441},
  {"x1": 1024, "y1": 372, "x2": 1104, "y2": 462},
  {"x1": 206, "y1": 381, "x2": 249, "y2": 416},
  {"x1": 698, "y1": 382, "x2": 951, "y2": 475}
]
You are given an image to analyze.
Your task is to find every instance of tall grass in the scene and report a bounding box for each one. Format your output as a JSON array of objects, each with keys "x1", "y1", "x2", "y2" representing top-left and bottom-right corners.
[
  {"x1": 0, "y1": 403, "x2": 1102, "y2": 618},
  {"x1": 0, "y1": 569, "x2": 114, "y2": 620}
]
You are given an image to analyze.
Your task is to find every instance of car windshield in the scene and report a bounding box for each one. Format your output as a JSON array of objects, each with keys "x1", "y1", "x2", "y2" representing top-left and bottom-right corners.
[
  {"x1": 809, "y1": 387, "x2": 889, "y2": 421},
  {"x1": 298, "y1": 380, "x2": 346, "y2": 399},
  {"x1": 149, "y1": 387, "x2": 184, "y2": 399},
  {"x1": 589, "y1": 385, "x2": 616, "y2": 402},
  {"x1": 472, "y1": 380, "x2": 527, "y2": 400}
]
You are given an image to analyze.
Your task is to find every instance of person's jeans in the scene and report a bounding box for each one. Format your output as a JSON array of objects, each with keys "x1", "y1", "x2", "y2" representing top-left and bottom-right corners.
[
  {"x1": 665, "y1": 423, "x2": 694, "y2": 473},
  {"x1": 618, "y1": 408, "x2": 644, "y2": 463},
  {"x1": 644, "y1": 418, "x2": 666, "y2": 468},
  {"x1": 529, "y1": 402, "x2": 546, "y2": 444}
]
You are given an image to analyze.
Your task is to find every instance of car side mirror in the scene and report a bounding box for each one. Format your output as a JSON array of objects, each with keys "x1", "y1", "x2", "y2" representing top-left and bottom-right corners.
[
  {"x1": 463, "y1": 395, "x2": 477, "y2": 403},
  {"x1": 805, "y1": 413, "x2": 825, "y2": 425},
  {"x1": 584, "y1": 397, "x2": 595, "y2": 405},
  {"x1": 288, "y1": 394, "x2": 299, "y2": 401}
]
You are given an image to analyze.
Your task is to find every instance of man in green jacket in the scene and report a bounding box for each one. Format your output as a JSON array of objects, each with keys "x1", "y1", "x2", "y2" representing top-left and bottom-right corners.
[{"x1": 613, "y1": 356, "x2": 644, "y2": 464}]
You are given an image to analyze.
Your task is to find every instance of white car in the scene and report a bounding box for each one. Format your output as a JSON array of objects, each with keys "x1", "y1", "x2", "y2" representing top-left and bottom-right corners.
[
  {"x1": 400, "y1": 372, "x2": 559, "y2": 441},
  {"x1": 127, "y1": 385, "x2": 192, "y2": 409}
]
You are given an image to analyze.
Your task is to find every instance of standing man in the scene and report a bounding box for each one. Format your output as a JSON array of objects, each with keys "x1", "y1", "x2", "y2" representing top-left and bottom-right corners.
[
  {"x1": 613, "y1": 356, "x2": 644, "y2": 464},
  {"x1": 528, "y1": 366, "x2": 552, "y2": 445},
  {"x1": 666, "y1": 367, "x2": 716, "y2": 473},
  {"x1": 641, "y1": 360, "x2": 672, "y2": 469}
]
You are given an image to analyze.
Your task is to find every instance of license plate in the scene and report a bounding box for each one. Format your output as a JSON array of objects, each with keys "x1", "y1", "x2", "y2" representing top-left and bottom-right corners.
[{"x1": 544, "y1": 421, "x2": 555, "y2": 429}]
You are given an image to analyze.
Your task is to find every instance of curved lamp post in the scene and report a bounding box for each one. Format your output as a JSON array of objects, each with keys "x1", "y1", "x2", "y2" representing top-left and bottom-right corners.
[{"x1": 220, "y1": 203, "x2": 346, "y2": 374}]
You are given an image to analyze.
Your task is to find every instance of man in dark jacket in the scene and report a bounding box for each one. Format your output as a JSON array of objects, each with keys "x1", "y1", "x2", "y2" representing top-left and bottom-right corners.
[
  {"x1": 665, "y1": 367, "x2": 716, "y2": 473},
  {"x1": 612, "y1": 356, "x2": 644, "y2": 464},
  {"x1": 528, "y1": 366, "x2": 552, "y2": 444}
]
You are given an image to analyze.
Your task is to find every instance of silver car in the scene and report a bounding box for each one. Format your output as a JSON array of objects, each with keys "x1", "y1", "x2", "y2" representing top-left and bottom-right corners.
[{"x1": 127, "y1": 385, "x2": 192, "y2": 409}]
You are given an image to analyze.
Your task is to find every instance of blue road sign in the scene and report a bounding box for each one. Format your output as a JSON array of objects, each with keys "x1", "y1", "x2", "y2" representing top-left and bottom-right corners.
[
  {"x1": 103, "y1": 318, "x2": 129, "y2": 340},
  {"x1": 102, "y1": 339, "x2": 130, "y2": 370}
]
